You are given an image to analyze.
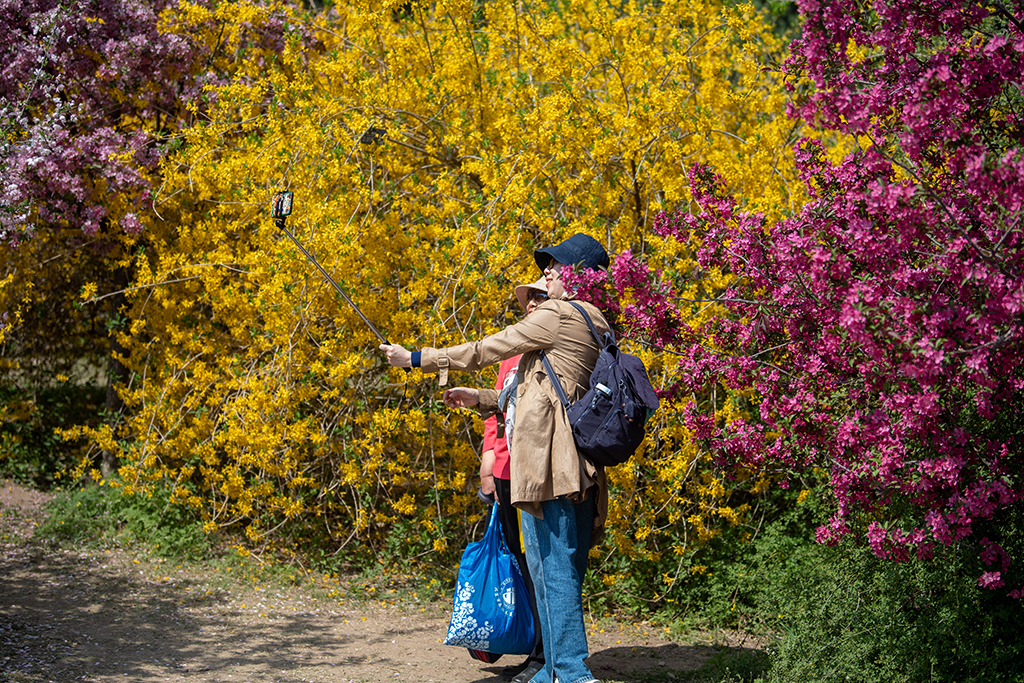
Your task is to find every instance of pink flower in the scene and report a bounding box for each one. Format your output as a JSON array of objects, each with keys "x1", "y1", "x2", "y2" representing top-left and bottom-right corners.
[
  {"x1": 121, "y1": 212, "x2": 142, "y2": 236},
  {"x1": 977, "y1": 572, "x2": 1004, "y2": 589}
]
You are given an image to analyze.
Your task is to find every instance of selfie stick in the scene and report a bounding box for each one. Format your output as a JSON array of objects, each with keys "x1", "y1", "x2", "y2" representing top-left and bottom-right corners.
[{"x1": 271, "y1": 192, "x2": 404, "y2": 362}]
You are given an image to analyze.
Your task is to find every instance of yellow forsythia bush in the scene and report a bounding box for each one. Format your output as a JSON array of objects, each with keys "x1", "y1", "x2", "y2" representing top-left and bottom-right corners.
[{"x1": 75, "y1": 0, "x2": 809, "y2": 581}]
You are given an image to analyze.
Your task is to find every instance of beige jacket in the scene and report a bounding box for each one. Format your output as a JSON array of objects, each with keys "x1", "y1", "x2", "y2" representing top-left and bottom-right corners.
[{"x1": 418, "y1": 299, "x2": 611, "y2": 529}]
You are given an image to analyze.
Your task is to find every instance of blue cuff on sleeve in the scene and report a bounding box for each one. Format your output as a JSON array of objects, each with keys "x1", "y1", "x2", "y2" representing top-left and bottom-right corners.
[{"x1": 411, "y1": 351, "x2": 421, "y2": 368}]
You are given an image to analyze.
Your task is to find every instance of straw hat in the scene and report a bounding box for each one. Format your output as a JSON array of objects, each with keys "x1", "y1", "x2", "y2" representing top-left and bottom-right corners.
[{"x1": 514, "y1": 276, "x2": 549, "y2": 312}]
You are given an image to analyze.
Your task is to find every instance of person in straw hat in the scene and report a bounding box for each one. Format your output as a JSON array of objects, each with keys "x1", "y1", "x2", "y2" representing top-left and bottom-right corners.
[
  {"x1": 478, "y1": 275, "x2": 548, "y2": 681},
  {"x1": 381, "y1": 233, "x2": 612, "y2": 683}
]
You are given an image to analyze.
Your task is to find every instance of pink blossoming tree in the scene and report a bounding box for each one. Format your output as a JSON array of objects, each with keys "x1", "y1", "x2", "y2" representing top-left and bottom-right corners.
[
  {"x1": 569, "y1": 0, "x2": 1024, "y2": 591},
  {"x1": 2, "y1": 0, "x2": 193, "y2": 245}
]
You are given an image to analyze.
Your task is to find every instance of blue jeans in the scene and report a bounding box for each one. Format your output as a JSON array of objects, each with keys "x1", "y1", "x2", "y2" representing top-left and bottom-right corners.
[{"x1": 521, "y1": 496, "x2": 596, "y2": 683}]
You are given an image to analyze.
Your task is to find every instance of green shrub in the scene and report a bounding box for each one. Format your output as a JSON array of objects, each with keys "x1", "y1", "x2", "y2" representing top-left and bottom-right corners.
[
  {"x1": 629, "y1": 480, "x2": 1024, "y2": 683},
  {"x1": 759, "y1": 532, "x2": 1024, "y2": 683},
  {"x1": 605, "y1": 483, "x2": 826, "y2": 634},
  {"x1": 0, "y1": 383, "x2": 104, "y2": 489},
  {"x1": 38, "y1": 481, "x2": 209, "y2": 560}
]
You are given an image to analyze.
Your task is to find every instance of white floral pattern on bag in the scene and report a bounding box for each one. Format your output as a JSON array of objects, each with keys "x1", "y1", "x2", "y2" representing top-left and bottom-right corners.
[{"x1": 444, "y1": 581, "x2": 496, "y2": 649}]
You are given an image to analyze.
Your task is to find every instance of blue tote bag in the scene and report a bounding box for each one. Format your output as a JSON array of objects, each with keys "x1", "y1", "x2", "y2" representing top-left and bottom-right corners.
[{"x1": 444, "y1": 504, "x2": 535, "y2": 656}]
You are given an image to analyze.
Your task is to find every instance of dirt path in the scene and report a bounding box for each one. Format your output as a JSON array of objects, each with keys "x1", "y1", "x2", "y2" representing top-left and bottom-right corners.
[{"x1": 1, "y1": 480, "x2": 758, "y2": 683}]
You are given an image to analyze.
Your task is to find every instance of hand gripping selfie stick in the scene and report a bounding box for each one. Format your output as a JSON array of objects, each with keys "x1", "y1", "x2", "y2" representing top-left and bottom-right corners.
[{"x1": 272, "y1": 191, "x2": 407, "y2": 371}]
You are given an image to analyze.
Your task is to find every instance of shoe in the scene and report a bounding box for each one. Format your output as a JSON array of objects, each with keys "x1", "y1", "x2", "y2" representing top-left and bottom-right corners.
[
  {"x1": 510, "y1": 661, "x2": 543, "y2": 683},
  {"x1": 501, "y1": 659, "x2": 533, "y2": 681}
]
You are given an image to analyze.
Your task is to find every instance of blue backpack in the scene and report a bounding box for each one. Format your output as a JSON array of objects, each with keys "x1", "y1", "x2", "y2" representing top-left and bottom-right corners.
[{"x1": 541, "y1": 302, "x2": 660, "y2": 467}]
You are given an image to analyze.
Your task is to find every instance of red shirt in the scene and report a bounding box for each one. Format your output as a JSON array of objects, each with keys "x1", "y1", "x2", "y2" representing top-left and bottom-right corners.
[{"x1": 482, "y1": 355, "x2": 521, "y2": 480}]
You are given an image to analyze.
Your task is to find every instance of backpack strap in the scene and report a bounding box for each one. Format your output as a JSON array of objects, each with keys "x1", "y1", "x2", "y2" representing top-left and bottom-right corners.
[
  {"x1": 566, "y1": 301, "x2": 615, "y2": 345},
  {"x1": 540, "y1": 351, "x2": 571, "y2": 410}
]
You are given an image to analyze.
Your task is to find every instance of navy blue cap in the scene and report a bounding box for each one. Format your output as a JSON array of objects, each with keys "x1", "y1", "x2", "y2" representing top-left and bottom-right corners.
[{"x1": 534, "y1": 233, "x2": 609, "y2": 272}]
